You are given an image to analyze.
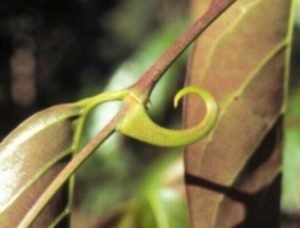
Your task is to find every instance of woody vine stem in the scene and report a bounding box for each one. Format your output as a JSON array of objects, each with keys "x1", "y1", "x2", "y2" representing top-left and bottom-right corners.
[{"x1": 19, "y1": 0, "x2": 237, "y2": 227}]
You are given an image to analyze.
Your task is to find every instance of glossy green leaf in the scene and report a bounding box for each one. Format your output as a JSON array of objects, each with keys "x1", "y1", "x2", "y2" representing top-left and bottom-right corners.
[
  {"x1": 184, "y1": 0, "x2": 295, "y2": 227},
  {"x1": 0, "y1": 104, "x2": 82, "y2": 227},
  {"x1": 0, "y1": 87, "x2": 127, "y2": 228}
]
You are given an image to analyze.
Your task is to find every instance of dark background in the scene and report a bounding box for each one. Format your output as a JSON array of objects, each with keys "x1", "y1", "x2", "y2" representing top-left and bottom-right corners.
[{"x1": 0, "y1": 0, "x2": 187, "y2": 137}]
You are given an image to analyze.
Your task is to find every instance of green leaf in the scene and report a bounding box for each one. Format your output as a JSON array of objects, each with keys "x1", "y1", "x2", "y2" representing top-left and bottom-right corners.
[
  {"x1": 0, "y1": 103, "x2": 82, "y2": 227},
  {"x1": 184, "y1": 0, "x2": 295, "y2": 227}
]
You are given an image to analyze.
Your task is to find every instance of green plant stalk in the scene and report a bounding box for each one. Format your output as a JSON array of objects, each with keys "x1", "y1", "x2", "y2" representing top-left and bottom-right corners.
[
  {"x1": 18, "y1": 91, "x2": 127, "y2": 228},
  {"x1": 47, "y1": 90, "x2": 128, "y2": 226},
  {"x1": 48, "y1": 117, "x2": 85, "y2": 227},
  {"x1": 18, "y1": 107, "x2": 126, "y2": 228},
  {"x1": 147, "y1": 193, "x2": 170, "y2": 228},
  {"x1": 17, "y1": 0, "x2": 239, "y2": 226}
]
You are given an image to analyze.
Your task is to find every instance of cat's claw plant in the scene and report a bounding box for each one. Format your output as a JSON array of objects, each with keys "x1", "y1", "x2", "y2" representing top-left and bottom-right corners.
[
  {"x1": 0, "y1": 0, "x2": 240, "y2": 227},
  {"x1": 16, "y1": 84, "x2": 218, "y2": 228}
]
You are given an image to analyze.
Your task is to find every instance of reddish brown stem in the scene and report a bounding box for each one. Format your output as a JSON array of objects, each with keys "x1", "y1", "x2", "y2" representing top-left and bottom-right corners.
[
  {"x1": 132, "y1": 0, "x2": 237, "y2": 100},
  {"x1": 19, "y1": 104, "x2": 130, "y2": 227}
]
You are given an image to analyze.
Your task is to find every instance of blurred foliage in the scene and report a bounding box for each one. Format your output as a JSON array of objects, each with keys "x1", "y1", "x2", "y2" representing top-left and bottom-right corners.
[
  {"x1": 283, "y1": 88, "x2": 300, "y2": 212},
  {"x1": 281, "y1": 1, "x2": 300, "y2": 225},
  {"x1": 93, "y1": 153, "x2": 188, "y2": 228}
]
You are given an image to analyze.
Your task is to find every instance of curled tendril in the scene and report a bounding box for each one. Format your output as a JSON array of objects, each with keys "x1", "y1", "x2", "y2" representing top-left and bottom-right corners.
[{"x1": 117, "y1": 86, "x2": 218, "y2": 147}]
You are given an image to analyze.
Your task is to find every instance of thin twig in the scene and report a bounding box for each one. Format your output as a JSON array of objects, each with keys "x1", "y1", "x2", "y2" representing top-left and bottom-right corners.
[
  {"x1": 132, "y1": 0, "x2": 237, "y2": 99},
  {"x1": 18, "y1": 105, "x2": 130, "y2": 228}
]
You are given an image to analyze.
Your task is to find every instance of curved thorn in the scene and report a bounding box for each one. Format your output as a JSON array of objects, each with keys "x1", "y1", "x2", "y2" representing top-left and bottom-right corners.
[{"x1": 117, "y1": 86, "x2": 218, "y2": 147}]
